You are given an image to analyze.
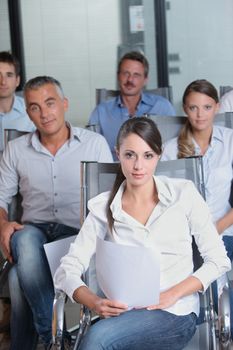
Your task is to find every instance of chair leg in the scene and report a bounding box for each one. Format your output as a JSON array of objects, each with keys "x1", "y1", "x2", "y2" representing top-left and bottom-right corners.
[
  {"x1": 218, "y1": 281, "x2": 231, "y2": 346},
  {"x1": 52, "y1": 290, "x2": 67, "y2": 349},
  {"x1": 203, "y1": 286, "x2": 218, "y2": 350},
  {"x1": 72, "y1": 305, "x2": 92, "y2": 350}
]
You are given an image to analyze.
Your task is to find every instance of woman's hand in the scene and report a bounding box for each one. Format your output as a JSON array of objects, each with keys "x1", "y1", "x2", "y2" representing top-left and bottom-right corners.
[
  {"x1": 146, "y1": 276, "x2": 203, "y2": 311},
  {"x1": 73, "y1": 286, "x2": 128, "y2": 318},
  {"x1": 146, "y1": 288, "x2": 179, "y2": 310},
  {"x1": 215, "y1": 209, "x2": 233, "y2": 234},
  {"x1": 93, "y1": 298, "x2": 128, "y2": 318}
]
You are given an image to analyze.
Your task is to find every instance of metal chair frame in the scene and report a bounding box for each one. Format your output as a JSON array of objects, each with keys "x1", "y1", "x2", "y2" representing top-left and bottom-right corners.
[
  {"x1": 219, "y1": 86, "x2": 233, "y2": 98},
  {"x1": 95, "y1": 86, "x2": 173, "y2": 105}
]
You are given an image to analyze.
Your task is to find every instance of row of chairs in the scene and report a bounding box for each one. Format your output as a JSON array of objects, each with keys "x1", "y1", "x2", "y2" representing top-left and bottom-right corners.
[
  {"x1": 87, "y1": 112, "x2": 233, "y2": 145},
  {"x1": 149, "y1": 113, "x2": 233, "y2": 142},
  {"x1": 96, "y1": 86, "x2": 173, "y2": 104},
  {"x1": 51, "y1": 158, "x2": 231, "y2": 350},
  {"x1": 96, "y1": 85, "x2": 233, "y2": 106}
]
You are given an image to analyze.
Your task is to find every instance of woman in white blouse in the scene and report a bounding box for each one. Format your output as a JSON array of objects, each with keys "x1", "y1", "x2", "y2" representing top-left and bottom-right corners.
[
  {"x1": 162, "y1": 79, "x2": 233, "y2": 239},
  {"x1": 162, "y1": 79, "x2": 233, "y2": 336},
  {"x1": 55, "y1": 117, "x2": 230, "y2": 350}
]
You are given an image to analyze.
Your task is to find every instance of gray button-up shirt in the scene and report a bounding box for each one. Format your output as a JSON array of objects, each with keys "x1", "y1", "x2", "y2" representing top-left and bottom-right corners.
[{"x1": 0, "y1": 124, "x2": 113, "y2": 228}]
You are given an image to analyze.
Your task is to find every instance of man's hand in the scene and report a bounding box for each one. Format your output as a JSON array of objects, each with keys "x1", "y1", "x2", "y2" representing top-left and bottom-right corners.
[
  {"x1": 92, "y1": 298, "x2": 128, "y2": 318},
  {"x1": 0, "y1": 221, "x2": 24, "y2": 262}
]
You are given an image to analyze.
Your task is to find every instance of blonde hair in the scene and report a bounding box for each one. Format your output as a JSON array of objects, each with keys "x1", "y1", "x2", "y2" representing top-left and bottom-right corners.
[{"x1": 177, "y1": 121, "x2": 195, "y2": 158}]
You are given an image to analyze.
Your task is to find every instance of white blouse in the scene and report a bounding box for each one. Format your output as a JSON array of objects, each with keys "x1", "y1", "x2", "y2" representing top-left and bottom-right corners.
[
  {"x1": 54, "y1": 176, "x2": 230, "y2": 316},
  {"x1": 161, "y1": 125, "x2": 233, "y2": 236}
]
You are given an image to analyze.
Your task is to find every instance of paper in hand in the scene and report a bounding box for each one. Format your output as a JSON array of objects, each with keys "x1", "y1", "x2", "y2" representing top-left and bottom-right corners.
[{"x1": 96, "y1": 236, "x2": 160, "y2": 309}]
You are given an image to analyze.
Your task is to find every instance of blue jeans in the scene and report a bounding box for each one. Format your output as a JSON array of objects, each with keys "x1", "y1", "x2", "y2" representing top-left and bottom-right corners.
[
  {"x1": 79, "y1": 309, "x2": 197, "y2": 350},
  {"x1": 222, "y1": 235, "x2": 233, "y2": 337},
  {"x1": 8, "y1": 222, "x2": 78, "y2": 350}
]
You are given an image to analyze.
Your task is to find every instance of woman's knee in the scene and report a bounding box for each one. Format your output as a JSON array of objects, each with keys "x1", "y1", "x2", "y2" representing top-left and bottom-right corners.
[{"x1": 79, "y1": 310, "x2": 197, "y2": 350}]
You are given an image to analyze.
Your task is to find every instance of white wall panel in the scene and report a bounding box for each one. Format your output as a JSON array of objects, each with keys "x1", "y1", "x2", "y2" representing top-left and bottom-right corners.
[
  {"x1": 20, "y1": 0, "x2": 121, "y2": 126},
  {"x1": 167, "y1": 0, "x2": 233, "y2": 114},
  {"x1": 0, "y1": 0, "x2": 11, "y2": 51}
]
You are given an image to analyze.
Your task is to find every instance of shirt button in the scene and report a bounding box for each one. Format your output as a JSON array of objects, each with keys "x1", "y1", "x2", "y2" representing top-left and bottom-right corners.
[
  {"x1": 55, "y1": 209, "x2": 58, "y2": 213},
  {"x1": 54, "y1": 176, "x2": 56, "y2": 179},
  {"x1": 54, "y1": 193, "x2": 57, "y2": 196}
]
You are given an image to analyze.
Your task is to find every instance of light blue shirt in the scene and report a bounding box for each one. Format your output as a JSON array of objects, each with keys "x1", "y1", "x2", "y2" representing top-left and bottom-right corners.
[
  {"x1": 0, "y1": 95, "x2": 35, "y2": 151},
  {"x1": 89, "y1": 92, "x2": 176, "y2": 160},
  {"x1": 161, "y1": 125, "x2": 233, "y2": 237},
  {"x1": 0, "y1": 124, "x2": 113, "y2": 229}
]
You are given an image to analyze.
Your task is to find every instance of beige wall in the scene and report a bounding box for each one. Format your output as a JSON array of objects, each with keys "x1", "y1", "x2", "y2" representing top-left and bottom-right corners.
[
  {"x1": 0, "y1": 0, "x2": 11, "y2": 51},
  {"x1": 20, "y1": 0, "x2": 121, "y2": 126}
]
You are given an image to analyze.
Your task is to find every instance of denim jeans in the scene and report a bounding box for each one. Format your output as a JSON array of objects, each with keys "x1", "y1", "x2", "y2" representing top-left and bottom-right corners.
[
  {"x1": 8, "y1": 222, "x2": 78, "y2": 350},
  {"x1": 222, "y1": 235, "x2": 233, "y2": 337},
  {"x1": 79, "y1": 309, "x2": 197, "y2": 350}
]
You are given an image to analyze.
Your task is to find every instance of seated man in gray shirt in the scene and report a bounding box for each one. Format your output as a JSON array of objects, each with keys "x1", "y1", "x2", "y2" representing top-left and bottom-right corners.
[
  {"x1": 0, "y1": 51, "x2": 35, "y2": 151},
  {"x1": 0, "y1": 76, "x2": 112, "y2": 350}
]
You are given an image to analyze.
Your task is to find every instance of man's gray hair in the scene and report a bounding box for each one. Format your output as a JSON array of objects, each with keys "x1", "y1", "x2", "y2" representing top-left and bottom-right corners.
[{"x1": 24, "y1": 76, "x2": 65, "y2": 99}]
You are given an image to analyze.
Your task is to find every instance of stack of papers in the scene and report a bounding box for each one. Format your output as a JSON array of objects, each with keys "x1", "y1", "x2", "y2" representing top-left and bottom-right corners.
[{"x1": 96, "y1": 236, "x2": 160, "y2": 309}]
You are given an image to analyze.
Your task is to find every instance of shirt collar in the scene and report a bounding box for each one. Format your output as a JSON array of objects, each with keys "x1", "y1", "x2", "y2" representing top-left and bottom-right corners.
[
  {"x1": 0, "y1": 95, "x2": 23, "y2": 116},
  {"x1": 29, "y1": 122, "x2": 81, "y2": 151},
  {"x1": 210, "y1": 125, "x2": 224, "y2": 144},
  {"x1": 192, "y1": 125, "x2": 223, "y2": 153},
  {"x1": 67, "y1": 122, "x2": 81, "y2": 143},
  {"x1": 12, "y1": 95, "x2": 24, "y2": 113},
  {"x1": 110, "y1": 175, "x2": 174, "y2": 216},
  {"x1": 155, "y1": 176, "x2": 175, "y2": 205},
  {"x1": 117, "y1": 91, "x2": 153, "y2": 109}
]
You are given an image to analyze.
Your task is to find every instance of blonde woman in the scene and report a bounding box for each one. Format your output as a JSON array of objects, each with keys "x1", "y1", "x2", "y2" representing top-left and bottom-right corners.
[{"x1": 162, "y1": 79, "x2": 233, "y2": 334}]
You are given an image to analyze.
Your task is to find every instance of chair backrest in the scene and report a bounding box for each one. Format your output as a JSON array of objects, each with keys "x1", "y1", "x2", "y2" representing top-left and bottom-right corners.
[
  {"x1": 149, "y1": 113, "x2": 233, "y2": 143},
  {"x1": 214, "y1": 112, "x2": 233, "y2": 128},
  {"x1": 1, "y1": 129, "x2": 29, "y2": 155},
  {"x1": 149, "y1": 115, "x2": 186, "y2": 142},
  {"x1": 86, "y1": 113, "x2": 233, "y2": 145},
  {"x1": 80, "y1": 157, "x2": 204, "y2": 224},
  {"x1": 96, "y1": 86, "x2": 173, "y2": 105},
  {"x1": 219, "y1": 86, "x2": 233, "y2": 98}
]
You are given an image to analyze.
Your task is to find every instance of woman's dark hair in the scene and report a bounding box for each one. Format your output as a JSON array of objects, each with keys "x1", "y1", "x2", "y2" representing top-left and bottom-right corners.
[
  {"x1": 107, "y1": 116, "x2": 162, "y2": 232},
  {"x1": 178, "y1": 79, "x2": 219, "y2": 158}
]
